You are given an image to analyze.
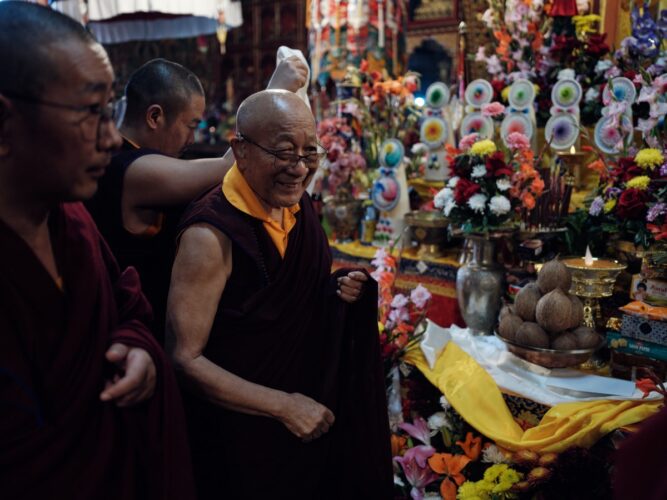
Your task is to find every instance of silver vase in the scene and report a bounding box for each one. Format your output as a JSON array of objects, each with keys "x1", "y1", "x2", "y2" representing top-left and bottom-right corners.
[{"x1": 456, "y1": 236, "x2": 504, "y2": 336}]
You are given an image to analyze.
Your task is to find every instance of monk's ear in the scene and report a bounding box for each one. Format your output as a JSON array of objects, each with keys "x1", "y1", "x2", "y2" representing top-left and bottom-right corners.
[
  {"x1": 145, "y1": 104, "x2": 165, "y2": 130},
  {"x1": 230, "y1": 136, "x2": 247, "y2": 162},
  {"x1": 0, "y1": 94, "x2": 12, "y2": 157}
]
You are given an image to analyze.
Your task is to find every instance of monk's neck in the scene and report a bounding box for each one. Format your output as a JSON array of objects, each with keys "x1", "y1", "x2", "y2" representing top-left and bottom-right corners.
[
  {"x1": 255, "y1": 194, "x2": 283, "y2": 226},
  {"x1": 120, "y1": 125, "x2": 154, "y2": 150}
]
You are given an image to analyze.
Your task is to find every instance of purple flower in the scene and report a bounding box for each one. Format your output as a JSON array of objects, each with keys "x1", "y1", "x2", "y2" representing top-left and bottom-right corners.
[
  {"x1": 410, "y1": 284, "x2": 432, "y2": 309},
  {"x1": 589, "y1": 196, "x2": 604, "y2": 216},
  {"x1": 647, "y1": 203, "x2": 667, "y2": 222},
  {"x1": 391, "y1": 293, "x2": 409, "y2": 309},
  {"x1": 399, "y1": 417, "x2": 433, "y2": 446},
  {"x1": 388, "y1": 307, "x2": 410, "y2": 325},
  {"x1": 394, "y1": 450, "x2": 439, "y2": 500},
  {"x1": 606, "y1": 187, "x2": 623, "y2": 198},
  {"x1": 660, "y1": 163, "x2": 667, "y2": 177}
]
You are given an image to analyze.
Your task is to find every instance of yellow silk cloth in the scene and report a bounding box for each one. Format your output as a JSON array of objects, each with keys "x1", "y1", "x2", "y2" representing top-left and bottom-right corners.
[{"x1": 404, "y1": 342, "x2": 662, "y2": 453}]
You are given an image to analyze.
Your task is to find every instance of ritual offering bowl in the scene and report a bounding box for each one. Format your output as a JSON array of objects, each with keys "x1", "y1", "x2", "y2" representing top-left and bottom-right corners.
[
  {"x1": 405, "y1": 210, "x2": 449, "y2": 259},
  {"x1": 495, "y1": 332, "x2": 604, "y2": 369},
  {"x1": 562, "y1": 256, "x2": 626, "y2": 329}
]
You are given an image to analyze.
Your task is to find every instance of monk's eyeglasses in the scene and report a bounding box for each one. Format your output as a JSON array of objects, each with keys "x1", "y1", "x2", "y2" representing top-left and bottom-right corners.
[
  {"x1": 1, "y1": 90, "x2": 126, "y2": 141},
  {"x1": 236, "y1": 132, "x2": 327, "y2": 170}
]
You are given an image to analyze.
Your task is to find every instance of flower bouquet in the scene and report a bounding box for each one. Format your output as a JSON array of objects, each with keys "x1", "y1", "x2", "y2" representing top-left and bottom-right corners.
[
  {"x1": 372, "y1": 247, "x2": 432, "y2": 376},
  {"x1": 584, "y1": 147, "x2": 667, "y2": 249},
  {"x1": 433, "y1": 134, "x2": 544, "y2": 234}
]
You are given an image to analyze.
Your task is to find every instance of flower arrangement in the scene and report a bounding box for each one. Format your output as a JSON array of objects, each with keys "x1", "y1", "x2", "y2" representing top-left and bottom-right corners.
[
  {"x1": 584, "y1": 148, "x2": 667, "y2": 248},
  {"x1": 372, "y1": 247, "x2": 432, "y2": 374},
  {"x1": 339, "y1": 61, "x2": 421, "y2": 169},
  {"x1": 432, "y1": 134, "x2": 544, "y2": 234},
  {"x1": 316, "y1": 117, "x2": 368, "y2": 196}
]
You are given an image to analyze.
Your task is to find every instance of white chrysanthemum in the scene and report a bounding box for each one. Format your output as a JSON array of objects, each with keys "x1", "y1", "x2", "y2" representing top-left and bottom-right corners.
[
  {"x1": 467, "y1": 193, "x2": 488, "y2": 212},
  {"x1": 440, "y1": 395, "x2": 451, "y2": 409},
  {"x1": 482, "y1": 444, "x2": 511, "y2": 464},
  {"x1": 489, "y1": 195, "x2": 511, "y2": 216},
  {"x1": 447, "y1": 176, "x2": 460, "y2": 188},
  {"x1": 496, "y1": 178, "x2": 511, "y2": 192},
  {"x1": 444, "y1": 200, "x2": 456, "y2": 216},
  {"x1": 427, "y1": 411, "x2": 452, "y2": 431},
  {"x1": 471, "y1": 164, "x2": 487, "y2": 178},
  {"x1": 423, "y1": 494, "x2": 443, "y2": 500},
  {"x1": 595, "y1": 60, "x2": 612, "y2": 75},
  {"x1": 434, "y1": 187, "x2": 453, "y2": 209}
]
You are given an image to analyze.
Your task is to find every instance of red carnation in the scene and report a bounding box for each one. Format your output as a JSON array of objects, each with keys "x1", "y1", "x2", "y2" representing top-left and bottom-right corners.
[
  {"x1": 613, "y1": 157, "x2": 644, "y2": 182},
  {"x1": 454, "y1": 178, "x2": 481, "y2": 205},
  {"x1": 616, "y1": 188, "x2": 649, "y2": 220},
  {"x1": 485, "y1": 152, "x2": 513, "y2": 178}
]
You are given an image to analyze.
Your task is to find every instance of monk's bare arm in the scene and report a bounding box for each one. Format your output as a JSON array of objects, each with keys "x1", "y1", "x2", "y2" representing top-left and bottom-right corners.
[
  {"x1": 123, "y1": 149, "x2": 235, "y2": 209},
  {"x1": 166, "y1": 224, "x2": 334, "y2": 441}
]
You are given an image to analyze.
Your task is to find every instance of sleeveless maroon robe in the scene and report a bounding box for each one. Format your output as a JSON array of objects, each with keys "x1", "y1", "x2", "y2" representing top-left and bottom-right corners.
[
  {"x1": 0, "y1": 203, "x2": 195, "y2": 500},
  {"x1": 179, "y1": 187, "x2": 393, "y2": 499}
]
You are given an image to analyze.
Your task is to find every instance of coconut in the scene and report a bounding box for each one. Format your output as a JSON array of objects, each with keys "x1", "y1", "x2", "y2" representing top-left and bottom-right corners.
[
  {"x1": 515, "y1": 322, "x2": 550, "y2": 348},
  {"x1": 551, "y1": 332, "x2": 578, "y2": 350},
  {"x1": 499, "y1": 314, "x2": 523, "y2": 341},
  {"x1": 499, "y1": 304, "x2": 516, "y2": 320},
  {"x1": 568, "y1": 295, "x2": 584, "y2": 329},
  {"x1": 572, "y1": 326, "x2": 601, "y2": 349},
  {"x1": 515, "y1": 282, "x2": 541, "y2": 322},
  {"x1": 535, "y1": 289, "x2": 573, "y2": 333},
  {"x1": 537, "y1": 259, "x2": 572, "y2": 294}
]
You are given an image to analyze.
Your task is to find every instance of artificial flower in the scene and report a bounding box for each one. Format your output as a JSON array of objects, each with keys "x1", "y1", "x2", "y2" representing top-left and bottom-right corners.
[
  {"x1": 489, "y1": 195, "x2": 511, "y2": 216},
  {"x1": 635, "y1": 148, "x2": 664, "y2": 169},
  {"x1": 626, "y1": 175, "x2": 651, "y2": 190},
  {"x1": 470, "y1": 140, "x2": 497, "y2": 157},
  {"x1": 468, "y1": 193, "x2": 488, "y2": 213}
]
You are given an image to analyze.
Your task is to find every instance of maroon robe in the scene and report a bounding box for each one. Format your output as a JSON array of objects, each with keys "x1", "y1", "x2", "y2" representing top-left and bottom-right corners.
[
  {"x1": 179, "y1": 187, "x2": 393, "y2": 499},
  {"x1": 0, "y1": 203, "x2": 195, "y2": 500}
]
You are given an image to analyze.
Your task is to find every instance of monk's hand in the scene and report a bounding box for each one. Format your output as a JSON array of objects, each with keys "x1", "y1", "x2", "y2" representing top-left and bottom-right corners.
[
  {"x1": 279, "y1": 393, "x2": 335, "y2": 443},
  {"x1": 267, "y1": 56, "x2": 308, "y2": 93},
  {"x1": 100, "y1": 343, "x2": 156, "y2": 407},
  {"x1": 337, "y1": 271, "x2": 368, "y2": 303}
]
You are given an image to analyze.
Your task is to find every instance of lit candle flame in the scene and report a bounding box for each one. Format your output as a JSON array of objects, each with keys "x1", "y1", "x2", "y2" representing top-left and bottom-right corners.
[
  {"x1": 570, "y1": 145, "x2": 576, "y2": 154},
  {"x1": 584, "y1": 246, "x2": 593, "y2": 266}
]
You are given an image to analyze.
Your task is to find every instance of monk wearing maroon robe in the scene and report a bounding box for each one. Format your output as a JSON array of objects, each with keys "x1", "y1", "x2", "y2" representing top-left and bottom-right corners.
[
  {"x1": 167, "y1": 90, "x2": 393, "y2": 499},
  {"x1": 0, "y1": 4, "x2": 194, "y2": 498}
]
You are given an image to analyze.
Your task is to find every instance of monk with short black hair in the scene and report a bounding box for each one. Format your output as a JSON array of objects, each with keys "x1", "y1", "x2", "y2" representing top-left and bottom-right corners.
[
  {"x1": 0, "y1": 3, "x2": 194, "y2": 498},
  {"x1": 167, "y1": 89, "x2": 393, "y2": 499}
]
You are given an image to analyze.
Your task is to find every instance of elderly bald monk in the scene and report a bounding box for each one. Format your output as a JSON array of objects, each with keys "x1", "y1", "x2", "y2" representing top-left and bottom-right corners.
[
  {"x1": 0, "y1": 2, "x2": 193, "y2": 499},
  {"x1": 167, "y1": 90, "x2": 393, "y2": 499}
]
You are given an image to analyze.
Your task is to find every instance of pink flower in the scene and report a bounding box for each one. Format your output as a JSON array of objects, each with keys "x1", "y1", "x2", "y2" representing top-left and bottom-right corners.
[
  {"x1": 371, "y1": 247, "x2": 389, "y2": 268},
  {"x1": 401, "y1": 444, "x2": 437, "y2": 468},
  {"x1": 459, "y1": 133, "x2": 479, "y2": 150},
  {"x1": 399, "y1": 417, "x2": 433, "y2": 446},
  {"x1": 394, "y1": 451, "x2": 439, "y2": 500},
  {"x1": 391, "y1": 293, "x2": 409, "y2": 309},
  {"x1": 475, "y1": 46, "x2": 487, "y2": 62},
  {"x1": 410, "y1": 284, "x2": 432, "y2": 309},
  {"x1": 388, "y1": 307, "x2": 410, "y2": 325},
  {"x1": 506, "y1": 132, "x2": 531, "y2": 150},
  {"x1": 482, "y1": 102, "x2": 506, "y2": 117}
]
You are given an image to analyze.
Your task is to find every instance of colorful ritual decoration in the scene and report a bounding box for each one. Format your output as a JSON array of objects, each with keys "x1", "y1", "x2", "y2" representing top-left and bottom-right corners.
[
  {"x1": 545, "y1": 73, "x2": 582, "y2": 150},
  {"x1": 593, "y1": 76, "x2": 636, "y2": 155},
  {"x1": 501, "y1": 78, "x2": 536, "y2": 150},
  {"x1": 372, "y1": 138, "x2": 411, "y2": 244},
  {"x1": 460, "y1": 79, "x2": 495, "y2": 140},
  {"x1": 420, "y1": 82, "x2": 452, "y2": 182},
  {"x1": 308, "y1": 0, "x2": 407, "y2": 85}
]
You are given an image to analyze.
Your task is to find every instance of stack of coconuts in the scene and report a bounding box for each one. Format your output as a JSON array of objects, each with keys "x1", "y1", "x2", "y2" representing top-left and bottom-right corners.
[{"x1": 498, "y1": 259, "x2": 601, "y2": 351}]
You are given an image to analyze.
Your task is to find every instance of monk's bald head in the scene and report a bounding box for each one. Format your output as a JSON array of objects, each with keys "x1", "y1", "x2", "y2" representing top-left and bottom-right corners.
[{"x1": 236, "y1": 90, "x2": 314, "y2": 138}]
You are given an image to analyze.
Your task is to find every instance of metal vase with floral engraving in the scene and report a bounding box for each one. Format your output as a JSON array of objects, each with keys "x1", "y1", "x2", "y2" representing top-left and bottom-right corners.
[{"x1": 456, "y1": 236, "x2": 504, "y2": 335}]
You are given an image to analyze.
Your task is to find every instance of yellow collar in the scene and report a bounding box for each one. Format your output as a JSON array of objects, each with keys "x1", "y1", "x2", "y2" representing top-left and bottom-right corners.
[{"x1": 222, "y1": 163, "x2": 300, "y2": 258}]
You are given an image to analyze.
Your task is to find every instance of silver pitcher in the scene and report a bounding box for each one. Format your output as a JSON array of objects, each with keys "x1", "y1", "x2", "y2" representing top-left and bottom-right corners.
[{"x1": 456, "y1": 236, "x2": 504, "y2": 336}]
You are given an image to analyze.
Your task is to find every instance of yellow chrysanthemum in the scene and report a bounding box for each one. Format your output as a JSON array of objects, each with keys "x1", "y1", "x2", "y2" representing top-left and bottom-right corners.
[
  {"x1": 483, "y1": 464, "x2": 509, "y2": 482},
  {"x1": 501, "y1": 86, "x2": 511, "y2": 102},
  {"x1": 635, "y1": 148, "x2": 664, "y2": 169},
  {"x1": 457, "y1": 481, "x2": 487, "y2": 500},
  {"x1": 470, "y1": 139, "x2": 497, "y2": 157},
  {"x1": 626, "y1": 175, "x2": 651, "y2": 190},
  {"x1": 604, "y1": 199, "x2": 617, "y2": 213}
]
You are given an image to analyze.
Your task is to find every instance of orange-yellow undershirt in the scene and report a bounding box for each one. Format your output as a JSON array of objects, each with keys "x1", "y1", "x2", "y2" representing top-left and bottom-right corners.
[{"x1": 222, "y1": 163, "x2": 300, "y2": 258}]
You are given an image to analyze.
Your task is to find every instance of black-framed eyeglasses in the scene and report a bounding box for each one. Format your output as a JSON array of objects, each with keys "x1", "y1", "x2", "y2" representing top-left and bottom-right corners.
[
  {"x1": 1, "y1": 89, "x2": 126, "y2": 141},
  {"x1": 237, "y1": 132, "x2": 327, "y2": 170}
]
